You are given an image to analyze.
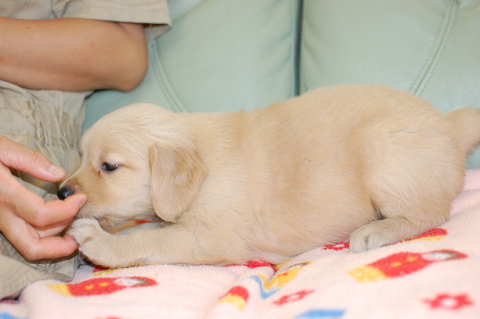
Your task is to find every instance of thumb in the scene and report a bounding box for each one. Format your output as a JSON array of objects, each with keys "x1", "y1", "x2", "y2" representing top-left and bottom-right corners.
[{"x1": 0, "y1": 136, "x2": 65, "y2": 182}]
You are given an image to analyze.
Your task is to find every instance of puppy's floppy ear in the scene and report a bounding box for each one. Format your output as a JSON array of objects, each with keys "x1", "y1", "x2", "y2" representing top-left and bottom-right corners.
[{"x1": 148, "y1": 142, "x2": 206, "y2": 222}]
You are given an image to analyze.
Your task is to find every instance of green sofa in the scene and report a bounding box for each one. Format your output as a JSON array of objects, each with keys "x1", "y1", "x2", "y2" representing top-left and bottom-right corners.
[{"x1": 85, "y1": 0, "x2": 480, "y2": 168}]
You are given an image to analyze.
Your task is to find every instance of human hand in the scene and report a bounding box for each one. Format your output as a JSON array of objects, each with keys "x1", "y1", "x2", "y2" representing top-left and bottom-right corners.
[{"x1": 0, "y1": 136, "x2": 87, "y2": 261}]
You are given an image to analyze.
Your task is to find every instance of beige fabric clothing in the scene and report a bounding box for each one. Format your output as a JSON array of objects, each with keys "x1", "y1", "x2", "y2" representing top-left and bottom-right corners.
[
  {"x1": 0, "y1": 0, "x2": 171, "y2": 299},
  {"x1": 0, "y1": 234, "x2": 78, "y2": 300}
]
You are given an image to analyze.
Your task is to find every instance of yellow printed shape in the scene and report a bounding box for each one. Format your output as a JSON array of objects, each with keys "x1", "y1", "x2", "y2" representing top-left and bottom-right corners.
[
  {"x1": 93, "y1": 268, "x2": 116, "y2": 276},
  {"x1": 270, "y1": 261, "x2": 311, "y2": 289},
  {"x1": 219, "y1": 294, "x2": 247, "y2": 310},
  {"x1": 47, "y1": 284, "x2": 71, "y2": 296},
  {"x1": 348, "y1": 265, "x2": 387, "y2": 282}
]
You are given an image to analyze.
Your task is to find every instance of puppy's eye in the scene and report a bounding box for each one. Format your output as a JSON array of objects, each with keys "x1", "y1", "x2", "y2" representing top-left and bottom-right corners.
[{"x1": 101, "y1": 162, "x2": 120, "y2": 172}]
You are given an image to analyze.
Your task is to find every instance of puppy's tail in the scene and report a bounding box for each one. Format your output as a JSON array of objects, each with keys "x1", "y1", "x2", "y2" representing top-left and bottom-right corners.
[{"x1": 446, "y1": 106, "x2": 480, "y2": 154}]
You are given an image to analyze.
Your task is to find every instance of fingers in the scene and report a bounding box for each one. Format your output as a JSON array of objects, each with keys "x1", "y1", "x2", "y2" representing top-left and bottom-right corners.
[
  {"x1": 0, "y1": 137, "x2": 83, "y2": 260},
  {"x1": 0, "y1": 138, "x2": 85, "y2": 228},
  {"x1": 0, "y1": 136, "x2": 65, "y2": 182},
  {"x1": 36, "y1": 217, "x2": 75, "y2": 238},
  {"x1": 0, "y1": 188, "x2": 84, "y2": 260},
  {"x1": 21, "y1": 194, "x2": 87, "y2": 228},
  {"x1": 0, "y1": 168, "x2": 86, "y2": 227},
  {"x1": 22, "y1": 233, "x2": 79, "y2": 261},
  {"x1": 0, "y1": 209, "x2": 79, "y2": 261}
]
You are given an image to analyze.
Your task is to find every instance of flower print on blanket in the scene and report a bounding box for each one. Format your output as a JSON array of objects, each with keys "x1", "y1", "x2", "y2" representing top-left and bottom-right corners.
[
  {"x1": 401, "y1": 228, "x2": 447, "y2": 243},
  {"x1": 218, "y1": 286, "x2": 250, "y2": 310},
  {"x1": 348, "y1": 250, "x2": 467, "y2": 282},
  {"x1": 251, "y1": 261, "x2": 311, "y2": 298},
  {"x1": 48, "y1": 276, "x2": 157, "y2": 296},
  {"x1": 424, "y1": 293, "x2": 474, "y2": 311}
]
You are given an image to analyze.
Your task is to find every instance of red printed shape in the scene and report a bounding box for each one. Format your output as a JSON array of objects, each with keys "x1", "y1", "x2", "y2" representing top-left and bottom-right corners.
[
  {"x1": 226, "y1": 260, "x2": 275, "y2": 271},
  {"x1": 424, "y1": 293, "x2": 473, "y2": 310},
  {"x1": 402, "y1": 228, "x2": 447, "y2": 242},
  {"x1": 323, "y1": 242, "x2": 349, "y2": 251},
  {"x1": 49, "y1": 277, "x2": 156, "y2": 296},
  {"x1": 273, "y1": 289, "x2": 315, "y2": 306},
  {"x1": 218, "y1": 286, "x2": 249, "y2": 310},
  {"x1": 369, "y1": 250, "x2": 466, "y2": 278},
  {"x1": 349, "y1": 250, "x2": 467, "y2": 282}
]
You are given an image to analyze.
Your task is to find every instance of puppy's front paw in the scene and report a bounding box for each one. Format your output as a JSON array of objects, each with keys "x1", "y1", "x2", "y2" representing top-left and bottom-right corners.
[
  {"x1": 69, "y1": 218, "x2": 104, "y2": 246},
  {"x1": 69, "y1": 218, "x2": 114, "y2": 267}
]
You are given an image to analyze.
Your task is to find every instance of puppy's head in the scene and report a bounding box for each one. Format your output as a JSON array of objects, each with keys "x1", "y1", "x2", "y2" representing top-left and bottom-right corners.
[{"x1": 58, "y1": 103, "x2": 206, "y2": 229}]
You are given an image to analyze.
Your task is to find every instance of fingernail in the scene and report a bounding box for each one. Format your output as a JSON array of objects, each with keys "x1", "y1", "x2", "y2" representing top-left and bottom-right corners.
[
  {"x1": 78, "y1": 195, "x2": 88, "y2": 207},
  {"x1": 49, "y1": 165, "x2": 65, "y2": 176}
]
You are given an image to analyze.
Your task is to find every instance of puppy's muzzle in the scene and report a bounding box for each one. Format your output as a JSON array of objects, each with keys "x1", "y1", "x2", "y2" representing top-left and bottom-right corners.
[{"x1": 57, "y1": 185, "x2": 75, "y2": 200}]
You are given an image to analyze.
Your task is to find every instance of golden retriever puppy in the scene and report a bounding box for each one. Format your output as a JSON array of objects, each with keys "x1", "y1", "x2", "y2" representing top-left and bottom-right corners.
[{"x1": 58, "y1": 85, "x2": 480, "y2": 268}]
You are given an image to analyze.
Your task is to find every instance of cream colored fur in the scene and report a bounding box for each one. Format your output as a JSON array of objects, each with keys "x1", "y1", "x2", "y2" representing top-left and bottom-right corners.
[{"x1": 60, "y1": 85, "x2": 480, "y2": 268}]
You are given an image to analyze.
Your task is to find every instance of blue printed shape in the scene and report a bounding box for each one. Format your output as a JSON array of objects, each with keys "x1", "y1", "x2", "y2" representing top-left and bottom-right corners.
[{"x1": 294, "y1": 309, "x2": 345, "y2": 319}]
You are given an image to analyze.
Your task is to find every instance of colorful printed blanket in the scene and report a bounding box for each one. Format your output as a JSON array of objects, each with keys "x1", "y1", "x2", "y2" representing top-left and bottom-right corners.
[{"x1": 2, "y1": 170, "x2": 480, "y2": 319}]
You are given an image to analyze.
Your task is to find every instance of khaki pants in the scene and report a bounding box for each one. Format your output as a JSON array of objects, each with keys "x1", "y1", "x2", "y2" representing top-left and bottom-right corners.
[{"x1": 0, "y1": 81, "x2": 87, "y2": 299}]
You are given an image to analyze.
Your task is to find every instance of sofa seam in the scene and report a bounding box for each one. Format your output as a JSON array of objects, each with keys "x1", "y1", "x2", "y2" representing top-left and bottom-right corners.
[
  {"x1": 293, "y1": 0, "x2": 305, "y2": 97},
  {"x1": 410, "y1": 0, "x2": 458, "y2": 96},
  {"x1": 149, "y1": 41, "x2": 188, "y2": 113}
]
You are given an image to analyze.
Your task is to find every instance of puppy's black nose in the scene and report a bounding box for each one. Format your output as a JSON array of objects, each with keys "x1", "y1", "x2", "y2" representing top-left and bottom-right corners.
[{"x1": 57, "y1": 186, "x2": 75, "y2": 200}]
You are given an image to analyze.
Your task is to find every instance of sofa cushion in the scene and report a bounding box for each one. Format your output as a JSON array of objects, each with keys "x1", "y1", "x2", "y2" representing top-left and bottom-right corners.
[
  {"x1": 84, "y1": 0, "x2": 300, "y2": 129},
  {"x1": 301, "y1": 0, "x2": 480, "y2": 168},
  {"x1": 85, "y1": 0, "x2": 480, "y2": 168}
]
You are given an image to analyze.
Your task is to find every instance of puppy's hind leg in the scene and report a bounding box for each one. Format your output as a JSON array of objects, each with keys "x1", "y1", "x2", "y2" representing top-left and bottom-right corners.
[
  {"x1": 349, "y1": 158, "x2": 463, "y2": 253},
  {"x1": 349, "y1": 215, "x2": 444, "y2": 253}
]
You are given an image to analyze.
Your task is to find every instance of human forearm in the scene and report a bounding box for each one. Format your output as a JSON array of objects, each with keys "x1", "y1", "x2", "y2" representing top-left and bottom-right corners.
[{"x1": 0, "y1": 18, "x2": 147, "y2": 92}]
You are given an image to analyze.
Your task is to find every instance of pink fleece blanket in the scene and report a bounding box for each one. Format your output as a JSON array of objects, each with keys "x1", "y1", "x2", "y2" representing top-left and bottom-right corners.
[{"x1": 2, "y1": 170, "x2": 480, "y2": 319}]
